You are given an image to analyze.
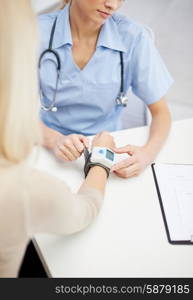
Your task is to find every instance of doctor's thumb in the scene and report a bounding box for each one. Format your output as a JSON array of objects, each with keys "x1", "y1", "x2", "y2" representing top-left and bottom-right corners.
[
  {"x1": 112, "y1": 145, "x2": 133, "y2": 154},
  {"x1": 80, "y1": 135, "x2": 89, "y2": 148}
]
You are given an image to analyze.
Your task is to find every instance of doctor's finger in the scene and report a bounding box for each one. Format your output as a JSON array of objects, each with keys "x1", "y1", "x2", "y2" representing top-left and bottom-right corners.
[
  {"x1": 115, "y1": 170, "x2": 139, "y2": 179},
  {"x1": 112, "y1": 145, "x2": 135, "y2": 154},
  {"x1": 113, "y1": 164, "x2": 139, "y2": 178},
  {"x1": 72, "y1": 135, "x2": 88, "y2": 152},
  {"x1": 63, "y1": 139, "x2": 81, "y2": 158},
  {"x1": 78, "y1": 135, "x2": 89, "y2": 149},
  {"x1": 59, "y1": 145, "x2": 78, "y2": 161},
  {"x1": 54, "y1": 146, "x2": 70, "y2": 161},
  {"x1": 111, "y1": 156, "x2": 136, "y2": 171},
  {"x1": 56, "y1": 150, "x2": 69, "y2": 162}
]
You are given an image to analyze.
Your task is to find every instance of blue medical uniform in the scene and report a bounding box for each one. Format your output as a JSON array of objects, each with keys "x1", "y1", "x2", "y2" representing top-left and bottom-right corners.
[{"x1": 38, "y1": 3, "x2": 173, "y2": 136}]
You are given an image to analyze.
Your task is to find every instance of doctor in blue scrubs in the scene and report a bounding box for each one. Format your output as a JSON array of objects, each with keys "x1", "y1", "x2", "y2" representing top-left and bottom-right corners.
[{"x1": 38, "y1": 0, "x2": 173, "y2": 178}]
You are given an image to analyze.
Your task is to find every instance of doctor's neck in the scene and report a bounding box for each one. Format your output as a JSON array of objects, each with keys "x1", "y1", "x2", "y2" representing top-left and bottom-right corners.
[{"x1": 69, "y1": 2, "x2": 104, "y2": 41}]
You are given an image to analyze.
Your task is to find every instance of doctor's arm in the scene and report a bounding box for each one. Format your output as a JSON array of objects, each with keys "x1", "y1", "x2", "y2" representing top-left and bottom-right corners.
[
  {"x1": 112, "y1": 98, "x2": 171, "y2": 178},
  {"x1": 40, "y1": 121, "x2": 89, "y2": 161}
]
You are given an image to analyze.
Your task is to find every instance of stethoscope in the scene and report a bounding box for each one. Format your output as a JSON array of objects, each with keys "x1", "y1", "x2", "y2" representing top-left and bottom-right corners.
[{"x1": 39, "y1": 17, "x2": 129, "y2": 112}]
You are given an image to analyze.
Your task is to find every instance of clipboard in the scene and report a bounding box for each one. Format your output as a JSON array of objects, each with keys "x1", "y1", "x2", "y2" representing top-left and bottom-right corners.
[{"x1": 151, "y1": 163, "x2": 193, "y2": 245}]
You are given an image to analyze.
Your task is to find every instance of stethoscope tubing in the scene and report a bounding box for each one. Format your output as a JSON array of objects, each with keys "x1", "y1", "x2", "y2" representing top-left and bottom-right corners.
[{"x1": 39, "y1": 16, "x2": 128, "y2": 111}]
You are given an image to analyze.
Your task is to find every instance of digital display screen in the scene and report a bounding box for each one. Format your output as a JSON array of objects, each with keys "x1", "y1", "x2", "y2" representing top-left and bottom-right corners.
[{"x1": 106, "y1": 149, "x2": 114, "y2": 161}]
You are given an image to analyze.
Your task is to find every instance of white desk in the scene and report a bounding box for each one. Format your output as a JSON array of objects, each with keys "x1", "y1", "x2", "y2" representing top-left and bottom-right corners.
[{"x1": 33, "y1": 118, "x2": 193, "y2": 277}]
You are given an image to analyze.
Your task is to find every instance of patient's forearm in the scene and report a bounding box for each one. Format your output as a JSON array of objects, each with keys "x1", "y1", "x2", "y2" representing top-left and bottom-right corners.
[{"x1": 79, "y1": 166, "x2": 108, "y2": 196}]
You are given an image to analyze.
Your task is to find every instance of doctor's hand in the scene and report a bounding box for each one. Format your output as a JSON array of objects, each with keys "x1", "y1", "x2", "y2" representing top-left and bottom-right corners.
[
  {"x1": 53, "y1": 133, "x2": 89, "y2": 161},
  {"x1": 91, "y1": 131, "x2": 115, "y2": 149},
  {"x1": 111, "y1": 145, "x2": 155, "y2": 178}
]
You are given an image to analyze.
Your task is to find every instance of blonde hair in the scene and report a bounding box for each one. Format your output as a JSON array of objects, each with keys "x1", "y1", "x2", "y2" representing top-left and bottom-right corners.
[{"x1": 0, "y1": 0, "x2": 41, "y2": 165}]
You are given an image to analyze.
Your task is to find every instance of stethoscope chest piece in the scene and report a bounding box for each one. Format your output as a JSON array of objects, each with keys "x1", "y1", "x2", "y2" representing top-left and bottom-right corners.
[
  {"x1": 116, "y1": 93, "x2": 129, "y2": 107},
  {"x1": 51, "y1": 106, "x2": 58, "y2": 112}
]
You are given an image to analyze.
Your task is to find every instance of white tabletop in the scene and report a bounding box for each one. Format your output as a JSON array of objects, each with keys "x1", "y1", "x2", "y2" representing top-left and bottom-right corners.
[{"x1": 33, "y1": 118, "x2": 193, "y2": 277}]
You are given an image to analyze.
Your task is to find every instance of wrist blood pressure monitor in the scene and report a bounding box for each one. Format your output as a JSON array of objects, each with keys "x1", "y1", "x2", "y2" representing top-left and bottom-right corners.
[
  {"x1": 83, "y1": 147, "x2": 130, "y2": 178},
  {"x1": 90, "y1": 147, "x2": 115, "y2": 168}
]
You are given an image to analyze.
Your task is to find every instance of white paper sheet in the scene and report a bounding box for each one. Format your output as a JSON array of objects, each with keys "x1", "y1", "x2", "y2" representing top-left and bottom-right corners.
[{"x1": 154, "y1": 163, "x2": 193, "y2": 242}]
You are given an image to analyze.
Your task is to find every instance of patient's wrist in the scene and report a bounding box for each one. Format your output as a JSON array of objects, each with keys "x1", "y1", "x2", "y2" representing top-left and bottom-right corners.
[{"x1": 88, "y1": 165, "x2": 109, "y2": 178}]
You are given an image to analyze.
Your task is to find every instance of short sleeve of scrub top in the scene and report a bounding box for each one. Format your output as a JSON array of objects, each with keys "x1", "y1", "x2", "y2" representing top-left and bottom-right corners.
[
  {"x1": 38, "y1": 5, "x2": 174, "y2": 136},
  {"x1": 126, "y1": 27, "x2": 174, "y2": 104}
]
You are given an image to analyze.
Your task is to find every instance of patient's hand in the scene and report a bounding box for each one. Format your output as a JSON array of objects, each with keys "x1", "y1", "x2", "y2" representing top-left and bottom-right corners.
[{"x1": 91, "y1": 131, "x2": 115, "y2": 149}]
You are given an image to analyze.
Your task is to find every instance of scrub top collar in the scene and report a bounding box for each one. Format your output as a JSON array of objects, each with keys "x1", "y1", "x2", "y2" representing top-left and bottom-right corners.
[
  {"x1": 53, "y1": 3, "x2": 72, "y2": 48},
  {"x1": 96, "y1": 16, "x2": 126, "y2": 52},
  {"x1": 53, "y1": 3, "x2": 126, "y2": 52}
]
